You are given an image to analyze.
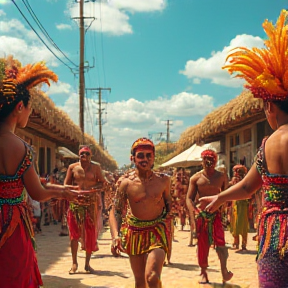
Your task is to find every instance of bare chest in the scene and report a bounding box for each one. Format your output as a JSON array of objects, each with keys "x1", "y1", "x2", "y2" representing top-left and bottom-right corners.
[{"x1": 128, "y1": 179, "x2": 164, "y2": 205}]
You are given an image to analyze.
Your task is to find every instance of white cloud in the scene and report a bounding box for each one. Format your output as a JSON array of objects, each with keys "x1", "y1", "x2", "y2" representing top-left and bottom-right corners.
[
  {"x1": 0, "y1": 36, "x2": 59, "y2": 67},
  {"x1": 48, "y1": 81, "x2": 72, "y2": 94},
  {"x1": 108, "y1": 0, "x2": 166, "y2": 13},
  {"x1": 69, "y1": 0, "x2": 166, "y2": 36},
  {"x1": 55, "y1": 90, "x2": 215, "y2": 166},
  {"x1": 56, "y1": 23, "x2": 72, "y2": 30},
  {"x1": 193, "y1": 78, "x2": 201, "y2": 84},
  {"x1": 0, "y1": 19, "x2": 37, "y2": 40},
  {"x1": 0, "y1": 9, "x2": 6, "y2": 16},
  {"x1": 180, "y1": 34, "x2": 265, "y2": 88}
]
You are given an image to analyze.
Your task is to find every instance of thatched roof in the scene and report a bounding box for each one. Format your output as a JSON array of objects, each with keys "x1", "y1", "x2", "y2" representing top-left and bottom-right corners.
[
  {"x1": 177, "y1": 90, "x2": 266, "y2": 154},
  {"x1": 25, "y1": 89, "x2": 118, "y2": 171}
]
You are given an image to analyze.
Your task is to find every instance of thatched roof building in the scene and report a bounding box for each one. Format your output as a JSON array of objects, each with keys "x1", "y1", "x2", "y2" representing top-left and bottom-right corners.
[
  {"x1": 177, "y1": 90, "x2": 265, "y2": 151},
  {"x1": 24, "y1": 89, "x2": 118, "y2": 171}
]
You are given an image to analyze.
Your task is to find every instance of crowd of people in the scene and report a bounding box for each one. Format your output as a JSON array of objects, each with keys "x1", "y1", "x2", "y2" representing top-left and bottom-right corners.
[{"x1": 1, "y1": 9, "x2": 288, "y2": 288}]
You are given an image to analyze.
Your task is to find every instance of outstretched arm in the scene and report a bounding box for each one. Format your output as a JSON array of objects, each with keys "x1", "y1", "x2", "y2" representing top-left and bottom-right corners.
[
  {"x1": 186, "y1": 173, "x2": 200, "y2": 217},
  {"x1": 199, "y1": 163, "x2": 262, "y2": 213}
]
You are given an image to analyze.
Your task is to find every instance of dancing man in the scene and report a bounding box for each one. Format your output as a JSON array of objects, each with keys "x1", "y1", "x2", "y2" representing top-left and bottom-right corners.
[
  {"x1": 64, "y1": 145, "x2": 107, "y2": 274},
  {"x1": 186, "y1": 149, "x2": 233, "y2": 284},
  {"x1": 109, "y1": 137, "x2": 172, "y2": 288}
]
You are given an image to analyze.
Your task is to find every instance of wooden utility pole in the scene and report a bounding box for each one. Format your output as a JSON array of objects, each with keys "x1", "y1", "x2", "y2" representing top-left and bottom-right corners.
[
  {"x1": 79, "y1": 0, "x2": 85, "y2": 143},
  {"x1": 163, "y1": 119, "x2": 173, "y2": 151},
  {"x1": 96, "y1": 87, "x2": 111, "y2": 149}
]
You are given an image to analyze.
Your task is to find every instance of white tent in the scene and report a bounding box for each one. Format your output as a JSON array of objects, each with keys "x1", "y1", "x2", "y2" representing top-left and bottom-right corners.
[
  {"x1": 160, "y1": 144, "x2": 209, "y2": 168},
  {"x1": 57, "y1": 147, "x2": 79, "y2": 159}
]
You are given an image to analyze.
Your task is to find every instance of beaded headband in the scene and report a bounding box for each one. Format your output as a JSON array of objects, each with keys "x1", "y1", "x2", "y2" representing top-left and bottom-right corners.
[
  {"x1": 223, "y1": 10, "x2": 288, "y2": 101},
  {"x1": 201, "y1": 149, "x2": 218, "y2": 162},
  {"x1": 131, "y1": 137, "x2": 155, "y2": 155},
  {"x1": 0, "y1": 55, "x2": 58, "y2": 110}
]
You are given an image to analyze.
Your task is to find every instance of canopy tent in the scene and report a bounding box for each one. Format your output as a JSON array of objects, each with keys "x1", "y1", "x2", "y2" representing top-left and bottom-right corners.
[
  {"x1": 160, "y1": 144, "x2": 213, "y2": 168},
  {"x1": 57, "y1": 146, "x2": 79, "y2": 159}
]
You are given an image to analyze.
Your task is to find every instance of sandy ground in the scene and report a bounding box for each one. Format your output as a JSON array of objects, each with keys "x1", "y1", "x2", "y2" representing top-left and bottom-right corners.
[{"x1": 36, "y1": 222, "x2": 259, "y2": 288}]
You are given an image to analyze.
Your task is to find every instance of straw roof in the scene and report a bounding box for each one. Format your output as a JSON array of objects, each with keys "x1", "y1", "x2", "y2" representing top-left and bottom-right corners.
[
  {"x1": 178, "y1": 90, "x2": 265, "y2": 152},
  {"x1": 26, "y1": 89, "x2": 118, "y2": 171}
]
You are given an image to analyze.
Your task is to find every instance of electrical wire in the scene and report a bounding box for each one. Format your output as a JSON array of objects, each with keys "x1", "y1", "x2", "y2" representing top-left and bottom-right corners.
[
  {"x1": 11, "y1": 0, "x2": 75, "y2": 71},
  {"x1": 22, "y1": 0, "x2": 78, "y2": 67}
]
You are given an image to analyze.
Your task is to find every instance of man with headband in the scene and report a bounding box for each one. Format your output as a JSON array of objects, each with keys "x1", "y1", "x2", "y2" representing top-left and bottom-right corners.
[
  {"x1": 64, "y1": 145, "x2": 107, "y2": 274},
  {"x1": 109, "y1": 137, "x2": 172, "y2": 288},
  {"x1": 186, "y1": 148, "x2": 232, "y2": 284}
]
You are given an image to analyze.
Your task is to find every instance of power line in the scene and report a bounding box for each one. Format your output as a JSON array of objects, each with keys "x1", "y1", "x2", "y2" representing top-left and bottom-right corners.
[
  {"x1": 11, "y1": 0, "x2": 75, "y2": 71},
  {"x1": 22, "y1": 0, "x2": 78, "y2": 67}
]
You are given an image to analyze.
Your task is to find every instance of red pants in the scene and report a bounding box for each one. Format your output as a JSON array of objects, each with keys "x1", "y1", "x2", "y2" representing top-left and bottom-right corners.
[
  {"x1": 67, "y1": 209, "x2": 98, "y2": 253},
  {"x1": 196, "y1": 211, "x2": 225, "y2": 268}
]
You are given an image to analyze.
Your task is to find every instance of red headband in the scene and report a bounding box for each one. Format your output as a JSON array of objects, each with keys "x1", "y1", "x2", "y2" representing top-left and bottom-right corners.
[
  {"x1": 131, "y1": 137, "x2": 155, "y2": 155},
  {"x1": 201, "y1": 149, "x2": 218, "y2": 161},
  {"x1": 233, "y1": 165, "x2": 247, "y2": 176},
  {"x1": 79, "y1": 146, "x2": 92, "y2": 155}
]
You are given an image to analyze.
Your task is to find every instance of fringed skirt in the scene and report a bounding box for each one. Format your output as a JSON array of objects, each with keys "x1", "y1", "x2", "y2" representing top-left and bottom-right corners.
[
  {"x1": 257, "y1": 207, "x2": 288, "y2": 288},
  {"x1": 121, "y1": 212, "x2": 169, "y2": 256}
]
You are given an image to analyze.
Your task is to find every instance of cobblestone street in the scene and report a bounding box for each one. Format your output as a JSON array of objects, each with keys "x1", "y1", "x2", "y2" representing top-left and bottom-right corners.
[{"x1": 36, "y1": 222, "x2": 259, "y2": 288}]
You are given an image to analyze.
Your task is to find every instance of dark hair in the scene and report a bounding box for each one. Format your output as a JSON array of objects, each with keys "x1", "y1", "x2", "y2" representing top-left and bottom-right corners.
[
  {"x1": 0, "y1": 90, "x2": 30, "y2": 122},
  {"x1": 273, "y1": 99, "x2": 288, "y2": 114}
]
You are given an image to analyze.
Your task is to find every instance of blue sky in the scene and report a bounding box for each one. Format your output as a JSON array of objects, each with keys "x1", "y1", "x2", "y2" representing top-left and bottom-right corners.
[{"x1": 0, "y1": 0, "x2": 287, "y2": 167}]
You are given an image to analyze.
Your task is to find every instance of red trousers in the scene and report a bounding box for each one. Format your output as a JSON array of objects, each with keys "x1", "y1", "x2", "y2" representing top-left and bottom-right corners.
[{"x1": 196, "y1": 211, "x2": 225, "y2": 268}]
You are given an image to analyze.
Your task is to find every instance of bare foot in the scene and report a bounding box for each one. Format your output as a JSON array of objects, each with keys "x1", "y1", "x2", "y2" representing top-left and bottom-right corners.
[
  {"x1": 69, "y1": 263, "x2": 78, "y2": 275},
  {"x1": 198, "y1": 271, "x2": 209, "y2": 284},
  {"x1": 222, "y1": 270, "x2": 233, "y2": 283},
  {"x1": 84, "y1": 265, "x2": 96, "y2": 274}
]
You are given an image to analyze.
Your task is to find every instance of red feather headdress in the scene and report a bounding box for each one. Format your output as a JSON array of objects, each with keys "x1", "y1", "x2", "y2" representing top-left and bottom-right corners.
[{"x1": 0, "y1": 55, "x2": 58, "y2": 109}]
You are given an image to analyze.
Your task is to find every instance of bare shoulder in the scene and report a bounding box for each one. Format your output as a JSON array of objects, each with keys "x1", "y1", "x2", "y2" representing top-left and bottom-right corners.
[
  {"x1": 69, "y1": 162, "x2": 80, "y2": 170},
  {"x1": 190, "y1": 171, "x2": 202, "y2": 181},
  {"x1": 154, "y1": 171, "x2": 170, "y2": 182},
  {"x1": 116, "y1": 170, "x2": 135, "y2": 187}
]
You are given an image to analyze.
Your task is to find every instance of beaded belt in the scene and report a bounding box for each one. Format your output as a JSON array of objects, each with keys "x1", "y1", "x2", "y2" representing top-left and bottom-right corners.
[{"x1": 0, "y1": 192, "x2": 24, "y2": 207}]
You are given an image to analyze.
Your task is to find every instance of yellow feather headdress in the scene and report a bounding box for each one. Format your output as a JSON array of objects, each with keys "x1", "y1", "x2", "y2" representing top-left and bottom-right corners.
[
  {"x1": 0, "y1": 55, "x2": 58, "y2": 109},
  {"x1": 223, "y1": 10, "x2": 288, "y2": 101}
]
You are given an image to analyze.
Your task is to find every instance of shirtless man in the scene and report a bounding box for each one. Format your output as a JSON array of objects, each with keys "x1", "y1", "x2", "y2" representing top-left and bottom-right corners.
[
  {"x1": 186, "y1": 149, "x2": 233, "y2": 284},
  {"x1": 109, "y1": 138, "x2": 172, "y2": 288},
  {"x1": 64, "y1": 145, "x2": 107, "y2": 274}
]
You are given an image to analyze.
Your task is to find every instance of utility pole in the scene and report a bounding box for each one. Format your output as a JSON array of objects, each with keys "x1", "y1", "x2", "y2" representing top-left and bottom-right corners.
[
  {"x1": 96, "y1": 87, "x2": 111, "y2": 149},
  {"x1": 163, "y1": 119, "x2": 173, "y2": 151},
  {"x1": 74, "y1": 0, "x2": 95, "y2": 143},
  {"x1": 79, "y1": 0, "x2": 85, "y2": 143}
]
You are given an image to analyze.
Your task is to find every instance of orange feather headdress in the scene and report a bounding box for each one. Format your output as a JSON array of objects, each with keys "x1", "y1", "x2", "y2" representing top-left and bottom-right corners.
[
  {"x1": 0, "y1": 55, "x2": 58, "y2": 109},
  {"x1": 223, "y1": 10, "x2": 288, "y2": 101}
]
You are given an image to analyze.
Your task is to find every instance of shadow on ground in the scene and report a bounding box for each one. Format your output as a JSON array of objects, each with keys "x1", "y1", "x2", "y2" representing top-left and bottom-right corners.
[
  {"x1": 199, "y1": 282, "x2": 245, "y2": 288},
  {"x1": 165, "y1": 262, "x2": 200, "y2": 271},
  {"x1": 41, "y1": 275, "x2": 92, "y2": 288}
]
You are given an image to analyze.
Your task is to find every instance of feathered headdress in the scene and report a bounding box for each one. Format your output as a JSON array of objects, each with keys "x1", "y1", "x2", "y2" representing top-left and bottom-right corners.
[
  {"x1": 223, "y1": 10, "x2": 288, "y2": 101},
  {"x1": 0, "y1": 55, "x2": 58, "y2": 109},
  {"x1": 201, "y1": 149, "x2": 218, "y2": 162}
]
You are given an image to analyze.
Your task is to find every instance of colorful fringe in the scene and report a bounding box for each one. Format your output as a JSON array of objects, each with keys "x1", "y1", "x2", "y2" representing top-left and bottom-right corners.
[
  {"x1": 121, "y1": 212, "x2": 169, "y2": 256},
  {"x1": 195, "y1": 211, "x2": 216, "y2": 246},
  {"x1": 257, "y1": 206, "x2": 288, "y2": 260}
]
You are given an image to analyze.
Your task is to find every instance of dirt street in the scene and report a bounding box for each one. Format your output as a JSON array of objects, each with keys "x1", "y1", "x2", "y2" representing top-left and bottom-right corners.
[{"x1": 36, "y1": 223, "x2": 259, "y2": 288}]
